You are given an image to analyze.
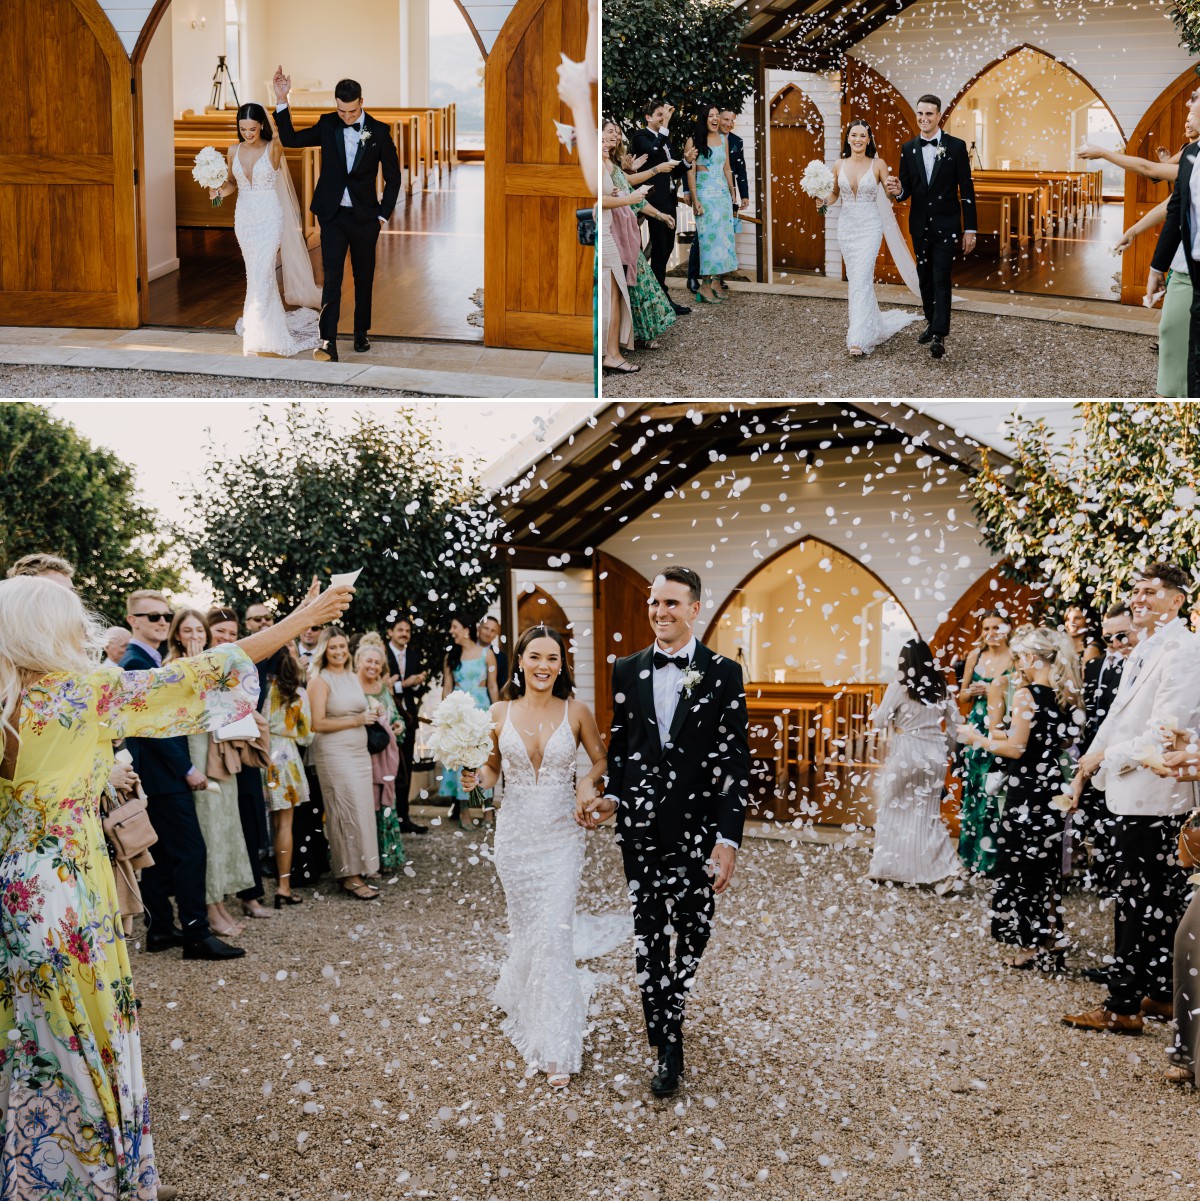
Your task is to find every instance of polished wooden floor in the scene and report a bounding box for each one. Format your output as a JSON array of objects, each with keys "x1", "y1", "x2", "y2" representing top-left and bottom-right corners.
[
  {"x1": 148, "y1": 163, "x2": 485, "y2": 341},
  {"x1": 954, "y1": 199, "x2": 1123, "y2": 303}
]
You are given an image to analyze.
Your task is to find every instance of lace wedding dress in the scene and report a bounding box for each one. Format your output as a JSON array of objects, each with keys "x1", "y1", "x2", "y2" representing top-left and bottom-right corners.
[
  {"x1": 837, "y1": 164, "x2": 922, "y2": 354},
  {"x1": 231, "y1": 147, "x2": 320, "y2": 357},
  {"x1": 492, "y1": 702, "x2": 630, "y2": 1075}
]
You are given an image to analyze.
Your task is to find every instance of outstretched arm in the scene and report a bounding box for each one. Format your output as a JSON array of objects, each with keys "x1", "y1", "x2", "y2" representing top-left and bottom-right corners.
[
  {"x1": 1078, "y1": 143, "x2": 1180, "y2": 181},
  {"x1": 1116, "y1": 197, "x2": 1169, "y2": 253}
]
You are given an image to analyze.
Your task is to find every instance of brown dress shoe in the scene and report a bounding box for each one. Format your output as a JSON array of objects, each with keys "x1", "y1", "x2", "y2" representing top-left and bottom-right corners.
[
  {"x1": 1140, "y1": 997, "x2": 1173, "y2": 1021},
  {"x1": 1061, "y1": 1005, "x2": 1143, "y2": 1035}
]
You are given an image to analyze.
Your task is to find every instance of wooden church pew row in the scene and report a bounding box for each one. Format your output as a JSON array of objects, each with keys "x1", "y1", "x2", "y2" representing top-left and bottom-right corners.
[{"x1": 973, "y1": 194, "x2": 1013, "y2": 257}]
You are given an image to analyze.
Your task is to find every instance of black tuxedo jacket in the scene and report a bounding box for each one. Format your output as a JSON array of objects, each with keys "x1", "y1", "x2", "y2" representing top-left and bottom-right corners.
[
  {"x1": 896, "y1": 132, "x2": 976, "y2": 239},
  {"x1": 1152, "y1": 142, "x2": 1200, "y2": 277},
  {"x1": 1082, "y1": 655, "x2": 1124, "y2": 752},
  {"x1": 607, "y1": 642, "x2": 749, "y2": 850},
  {"x1": 727, "y1": 132, "x2": 749, "y2": 206},
  {"x1": 120, "y1": 643, "x2": 195, "y2": 796},
  {"x1": 274, "y1": 107, "x2": 402, "y2": 224},
  {"x1": 385, "y1": 642, "x2": 428, "y2": 721},
  {"x1": 629, "y1": 125, "x2": 683, "y2": 212}
]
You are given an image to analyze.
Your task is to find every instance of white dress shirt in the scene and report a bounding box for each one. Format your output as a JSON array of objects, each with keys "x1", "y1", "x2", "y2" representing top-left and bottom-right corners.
[{"x1": 389, "y1": 641, "x2": 407, "y2": 694}]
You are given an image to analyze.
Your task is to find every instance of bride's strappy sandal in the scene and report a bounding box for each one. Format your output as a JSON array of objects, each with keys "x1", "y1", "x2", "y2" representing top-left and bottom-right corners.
[{"x1": 547, "y1": 1071, "x2": 570, "y2": 1089}]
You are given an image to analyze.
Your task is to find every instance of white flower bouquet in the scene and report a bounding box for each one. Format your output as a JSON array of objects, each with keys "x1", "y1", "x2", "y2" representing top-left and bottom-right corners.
[
  {"x1": 192, "y1": 146, "x2": 228, "y2": 208},
  {"x1": 800, "y1": 159, "x2": 835, "y2": 215},
  {"x1": 428, "y1": 690, "x2": 495, "y2": 808}
]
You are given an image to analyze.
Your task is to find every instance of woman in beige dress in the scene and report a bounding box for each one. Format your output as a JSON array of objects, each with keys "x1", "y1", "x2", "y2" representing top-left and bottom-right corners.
[{"x1": 308, "y1": 626, "x2": 381, "y2": 899}]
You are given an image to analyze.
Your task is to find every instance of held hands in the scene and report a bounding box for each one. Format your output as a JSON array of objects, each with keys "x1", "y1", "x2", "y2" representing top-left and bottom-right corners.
[
  {"x1": 885, "y1": 175, "x2": 902, "y2": 197},
  {"x1": 273, "y1": 65, "x2": 291, "y2": 103},
  {"x1": 574, "y1": 792, "x2": 615, "y2": 830}
]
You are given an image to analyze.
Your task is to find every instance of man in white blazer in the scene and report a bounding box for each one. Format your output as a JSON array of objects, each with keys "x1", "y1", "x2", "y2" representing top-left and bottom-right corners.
[{"x1": 1063, "y1": 562, "x2": 1200, "y2": 1035}]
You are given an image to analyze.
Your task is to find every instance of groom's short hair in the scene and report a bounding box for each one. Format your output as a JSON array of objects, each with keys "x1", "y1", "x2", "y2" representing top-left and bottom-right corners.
[
  {"x1": 657, "y1": 566, "x2": 701, "y2": 602},
  {"x1": 335, "y1": 78, "x2": 363, "y2": 103},
  {"x1": 916, "y1": 94, "x2": 942, "y2": 111}
]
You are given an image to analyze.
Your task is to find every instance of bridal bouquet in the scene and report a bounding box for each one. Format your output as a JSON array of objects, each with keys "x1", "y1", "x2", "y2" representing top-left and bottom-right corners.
[
  {"x1": 428, "y1": 690, "x2": 495, "y2": 808},
  {"x1": 800, "y1": 159, "x2": 835, "y2": 215},
  {"x1": 192, "y1": 146, "x2": 228, "y2": 208}
]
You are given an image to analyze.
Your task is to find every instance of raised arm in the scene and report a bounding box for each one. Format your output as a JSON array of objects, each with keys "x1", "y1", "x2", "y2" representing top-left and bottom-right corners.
[
  {"x1": 1078, "y1": 143, "x2": 1180, "y2": 181},
  {"x1": 272, "y1": 67, "x2": 322, "y2": 148}
]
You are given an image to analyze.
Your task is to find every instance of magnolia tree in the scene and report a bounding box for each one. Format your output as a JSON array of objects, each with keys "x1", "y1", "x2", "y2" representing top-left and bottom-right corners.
[
  {"x1": 969, "y1": 402, "x2": 1200, "y2": 615},
  {"x1": 186, "y1": 405, "x2": 499, "y2": 662},
  {"x1": 603, "y1": 0, "x2": 754, "y2": 130}
]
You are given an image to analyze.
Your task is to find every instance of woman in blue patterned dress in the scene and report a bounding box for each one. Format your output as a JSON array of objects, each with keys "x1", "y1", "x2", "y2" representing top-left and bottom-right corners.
[
  {"x1": 684, "y1": 103, "x2": 738, "y2": 305},
  {"x1": 439, "y1": 619, "x2": 499, "y2": 816}
]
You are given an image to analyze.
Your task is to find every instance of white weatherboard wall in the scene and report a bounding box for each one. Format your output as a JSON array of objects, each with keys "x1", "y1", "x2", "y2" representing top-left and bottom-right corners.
[{"x1": 600, "y1": 451, "x2": 997, "y2": 645}]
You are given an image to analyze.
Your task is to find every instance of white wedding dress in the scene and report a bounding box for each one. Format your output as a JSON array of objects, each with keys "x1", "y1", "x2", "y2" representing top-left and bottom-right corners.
[
  {"x1": 492, "y1": 702, "x2": 630, "y2": 1075},
  {"x1": 231, "y1": 147, "x2": 320, "y2": 357},
  {"x1": 837, "y1": 164, "x2": 922, "y2": 354}
]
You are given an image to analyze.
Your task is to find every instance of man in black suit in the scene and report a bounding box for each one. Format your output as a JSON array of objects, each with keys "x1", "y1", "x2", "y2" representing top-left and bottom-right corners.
[
  {"x1": 1148, "y1": 88, "x2": 1200, "y2": 395},
  {"x1": 578, "y1": 566, "x2": 749, "y2": 1097},
  {"x1": 629, "y1": 99, "x2": 690, "y2": 316},
  {"x1": 478, "y1": 614, "x2": 508, "y2": 694},
  {"x1": 688, "y1": 110, "x2": 748, "y2": 293},
  {"x1": 272, "y1": 68, "x2": 403, "y2": 363},
  {"x1": 886, "y1": 94, "x2": 976, "y2": 360},
  {"x1": 121, "y1": 590, "x2": 244, "y2": 961},
  {"x1": 385, "y1": 615, "x2": 430, "y2": 833}
]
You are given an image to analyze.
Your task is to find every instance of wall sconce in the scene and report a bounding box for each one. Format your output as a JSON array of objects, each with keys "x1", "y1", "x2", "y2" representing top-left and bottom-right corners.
[{"x1": 192, "y1": 16, "x2": 206, "y2": 28}]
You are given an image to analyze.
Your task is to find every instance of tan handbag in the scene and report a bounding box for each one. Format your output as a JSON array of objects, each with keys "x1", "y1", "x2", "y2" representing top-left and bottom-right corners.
[
  {"x1": 1179, "y1": 810, "x2": 1200, "y2": 870},
  {"x1": 102, "y1": 790, "x2": 159, "y2": 861}
]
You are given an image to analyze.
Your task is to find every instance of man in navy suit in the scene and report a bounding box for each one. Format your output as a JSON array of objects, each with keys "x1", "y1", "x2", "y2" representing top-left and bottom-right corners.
[
  {"x1": 121, "y1": 590, "x2": 244, "y2": 961},
  {"x1": 1148, "y1": 88, "x2": 1200, "y2": 395},
  {"x1": 687, "y1": 109, "x2": 748, "y2": 293}
]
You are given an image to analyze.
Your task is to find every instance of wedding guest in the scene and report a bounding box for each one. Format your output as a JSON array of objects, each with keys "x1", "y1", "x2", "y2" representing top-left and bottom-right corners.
[
  {"x1": 5, "y1": 551, "x2": 74, "y2": 586},
  {"x1": 959, "y1": 626, "x2": 1081, "y2": 971},
  {"x1": 308, "y1": 625, "x2": 381, "y2": 899},
  {"x1": 684, "y1": 104, "x2": 738, "y2": 305},
  {"x1": 866, "y1": 640, "x2": 961, "y2": 891},
  {"x1": 209, "y1": 607, "x2": 273, "y2": 920},
  {"x1": 1063, "y1": 604, "x2": 1102, "y2": 666},
  {"x1": 104, "y1": 625, "x2": 131, "y2": 667},
  {"x1": 169, "y1": 608, "x2": 256, "y2": 939},
  {"x1": 385, "y1": 614, "x2": 428, "y2": 834},
  {"x1": 356, "y1": 637, "x2": 406, "y2": 872},
  {"x1": 245, "y1": 601, "x2": 275, "y2": 632},
  {"x1": 296, "y1": 621, "x2": 322, "y2": 669},
  {"x1": 440, "y1": 618, "x2": 499, "y2": 815},
  {"x1": 479, "y1": 614, "x2": 509, "y2": 694},
  {"x1": 262, "y1": 645, "x2": 313, "y2": 905},
  {"x1": 628, "y1": 99, "x2": 691, "y2": 315},
  {"x1": 1065, "y1": 561, "x2": 1200, "y2": 1034},
  {"x1": 956, "y1": 610, "x2": 1014, "y2": 875},
  {"x1": 687, "y1": 109, "x2": 747, "y2": 294},
  {"x1": 602, "y1": 171, "x2": 650, "y2": 374}
]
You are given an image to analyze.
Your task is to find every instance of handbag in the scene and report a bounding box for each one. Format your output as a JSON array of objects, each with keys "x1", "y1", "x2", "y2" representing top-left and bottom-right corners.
[
  {"x1": 366, "y1": 718, "x2": 390, "y2": 756},
  {"x1": 1179, "y1": 809, "x2": 1200, "y2": 869},
  {"x1": 575, "y1": 207, "x2": 596, "y2": 247},
  {"x1": 102, "y1": 791, "x2": 159, "y2": 861}
]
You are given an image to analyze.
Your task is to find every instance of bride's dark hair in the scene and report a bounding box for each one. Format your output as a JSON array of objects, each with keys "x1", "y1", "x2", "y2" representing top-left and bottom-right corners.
[
  {"x1": 236, "y1": 103, "x2": 274, "y2": 142},
  {"x1": 841, "y1": 119, "x2": 876, "y2": 158}
]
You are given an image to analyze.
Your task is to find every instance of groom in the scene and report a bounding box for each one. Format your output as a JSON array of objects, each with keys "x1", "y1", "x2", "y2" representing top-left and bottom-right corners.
[
  {"x1": 577, "y1": 566, "x2": 749, "y2": 1097},
  {"x1": 272, "y1": 67, "x2": 402, "y2": 362},
  {"x1": 885, "y1": 93, "x2": 976, "y2": 359}
]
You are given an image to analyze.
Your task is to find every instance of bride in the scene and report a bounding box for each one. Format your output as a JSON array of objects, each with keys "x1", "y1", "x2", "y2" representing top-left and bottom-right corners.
[
  {"x1": 827, "y1": 120, "x2": 922, "y2": 356},
  {"x1": 208, "y1": 103, "x2": 321, "y2": 357},
  {"x1": 462, "y1": 625, "x2": 622, "y2": 1090}
]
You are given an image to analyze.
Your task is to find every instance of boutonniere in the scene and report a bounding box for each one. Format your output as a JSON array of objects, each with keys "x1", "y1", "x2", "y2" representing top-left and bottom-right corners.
[
  {"x1": 936, "y1": 145, "x2": 946, "y2": 160},
  {"x1": 680, "y1": 666, "x2": 704, "y2": 697},
  {"x1": 359, "y1": 127, "x2": 372, "y2": 146}
]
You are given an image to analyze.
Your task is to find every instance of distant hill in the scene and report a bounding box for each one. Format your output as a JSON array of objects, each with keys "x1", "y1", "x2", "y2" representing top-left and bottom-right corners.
[{"x1": 430, "y1": 32, "x2": 484, "y2": 134}]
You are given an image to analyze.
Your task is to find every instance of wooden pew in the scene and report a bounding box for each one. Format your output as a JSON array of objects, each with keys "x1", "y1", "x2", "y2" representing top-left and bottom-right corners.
[
  {"x1": 972, "y1": 180, "x2": 1048, "y2": 247},
  {"x1": 973, "y1": 193, "x2": 1012, "y2": 257},
  {"x1": 974, "y1": 169, "x2": 1101, "y2": 231}
]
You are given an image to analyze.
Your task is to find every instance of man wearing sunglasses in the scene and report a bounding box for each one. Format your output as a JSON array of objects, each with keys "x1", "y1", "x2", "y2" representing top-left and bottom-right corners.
[{"x1": 122, "y1": 590, "x2": 244, "y2": 961}]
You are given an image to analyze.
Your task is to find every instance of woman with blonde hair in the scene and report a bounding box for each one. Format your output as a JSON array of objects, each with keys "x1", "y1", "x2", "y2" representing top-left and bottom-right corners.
[{"x1": 0, "y1": 573, "x2": 351, "y2": 1198}]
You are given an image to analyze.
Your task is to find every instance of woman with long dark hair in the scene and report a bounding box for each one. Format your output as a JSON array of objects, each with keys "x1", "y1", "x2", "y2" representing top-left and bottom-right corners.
[
  {"x1": 683, "y1": 103, "x2": 738, "y2": 304},
  {"x1": 867, "y1": 639, "x2": 961, "y2": 888},
  {"x1": 461, "y1": 626, "x2": 615, "y2": 1089},
  {"x1": 438, "y1": 617, "x2": 499, "y2": 812},
  {"x1": 205, "y1": 100, "x2": 321, "y2": 357}
]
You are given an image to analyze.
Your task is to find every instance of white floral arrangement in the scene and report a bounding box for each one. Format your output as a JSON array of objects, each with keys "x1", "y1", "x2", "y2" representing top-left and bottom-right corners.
[
  {"x1": 680, "y1": 665, "x2": 704, "y2": 697},
  {"x1": 428, "y1": 690, "x2": 495, "y2": 807},
  {"x1": 192, "y1": 146, "x2": 228, "y2": 208},
  {"x1": 800, "y1": 159, "x2": 835, "y2": 215},
  {"x1": 358, "y1": 127, "x2": 372, "y2": 146}
]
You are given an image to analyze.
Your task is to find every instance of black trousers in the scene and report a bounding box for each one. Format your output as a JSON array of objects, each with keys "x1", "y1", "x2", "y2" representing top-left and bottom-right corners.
[
  {"x1": 645, "y1": 211, "x2": 677, "y2": 292},
  {"x1": 620, "y1": 840, "x2": 715, "y2": 1047},
  {"x1": 913, "y1": 228, "x2": 959, "y2": 336},
  {"x1": 235, "y1": 769, "x2": 268, "y2": 903},
  {"x1": 140, "y1": 789, "x2": 210, "y2": 943},
  {"x1": 1106, "y1": 813, "x2": 1190, "y2": 1013},
  {"x1": 319, "y1": 207, "x2": 382, "y2": 343},
  {"x1": 989, "y1": 799, "x2": 1063, "y2": 948},
  {"x1": 292, "y1": 764, "x2": 331, "y2": 886}
]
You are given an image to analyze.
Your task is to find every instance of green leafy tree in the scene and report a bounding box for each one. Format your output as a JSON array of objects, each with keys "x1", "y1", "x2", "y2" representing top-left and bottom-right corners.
[
  {"x1": 186, "y1": 405, "x2": 499, "y2": 667},
  {"x1": 1168, "y1": 2, "x2": 1200, "y2": 58},
  {"x1": 603, "y1": 0, "x2": 755, "y2": 130},
  {"x1": 0, "y1": 403, "x2": 180, "y2": 622},
  {"x1": 968, "y1": 402, "x2": 1200, "y2": 616}
]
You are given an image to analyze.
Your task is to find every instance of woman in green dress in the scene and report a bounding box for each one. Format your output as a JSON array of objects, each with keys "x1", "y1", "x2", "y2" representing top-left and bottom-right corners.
[
  {"x1": 356, "y1": 637, "x2": 406, "y2": 872},
  {"x1": 955, "y1": 610, "x2": 1014, "y2": 876}
]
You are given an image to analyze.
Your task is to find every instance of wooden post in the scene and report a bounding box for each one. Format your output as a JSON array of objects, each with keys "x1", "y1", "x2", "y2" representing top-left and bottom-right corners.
[{"x1": 754, "y1": 50, "x2": 768, "y2": 284}]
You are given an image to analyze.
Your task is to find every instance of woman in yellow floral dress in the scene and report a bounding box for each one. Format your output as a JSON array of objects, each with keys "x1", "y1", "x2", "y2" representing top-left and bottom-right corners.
[{"x1": 0, "y1": 575, "x2": 352, "y2": 1200}]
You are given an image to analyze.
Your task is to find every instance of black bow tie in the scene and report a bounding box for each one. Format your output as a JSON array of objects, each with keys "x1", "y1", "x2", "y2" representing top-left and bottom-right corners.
[
  {"x1": 351, "y1": 121, "x2": 363, "y2": 132},
  {"x1": 653, "y1": 651, "x2": 689, "y2": 670},
  {"x1": 921, "y1": 138, "x2": 939, "y2": 147}
]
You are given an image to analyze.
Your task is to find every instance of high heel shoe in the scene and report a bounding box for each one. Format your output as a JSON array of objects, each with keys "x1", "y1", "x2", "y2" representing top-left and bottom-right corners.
[
  {"x1": 274, "y1": 892, "x2": 304, "y2": 908},
  {"x1": 689, "y1": 290, "x2": 715, "y2": 305}
]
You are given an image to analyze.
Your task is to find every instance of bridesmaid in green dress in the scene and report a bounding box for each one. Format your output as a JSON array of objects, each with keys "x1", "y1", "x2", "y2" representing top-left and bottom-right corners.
[
  {"x1": 439, "y1": 619, "x2": 499, "y2": 812},
  {"x1": 955, "y1": 611, "x2": 1014, "y2": 875},
  {"x1": 684, "y1": 103, "x2": 738, "y2": 305}
]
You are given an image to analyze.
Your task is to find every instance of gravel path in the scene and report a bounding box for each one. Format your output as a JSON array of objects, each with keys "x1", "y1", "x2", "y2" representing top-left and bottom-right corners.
[
  {"x1": 0, "y1": 366, "x2": 420, "y2": 398},
  {"x1": 603, "y1": 293, "x2": 1155, "y2": 399},
  {"x1": 135, "y1": 824, "x2": 1195, "y2": 1201}
]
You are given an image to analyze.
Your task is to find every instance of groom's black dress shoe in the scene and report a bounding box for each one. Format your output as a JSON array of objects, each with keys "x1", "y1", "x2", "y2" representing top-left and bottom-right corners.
[
  {"x1": 314, "y1": 341, "x2": 338, "y2": 363},
  {"x1": 650, "y1": 1041, "x2": 684, "y2": 1097},
  {"x1": 671, "y1": 301, "x2": 692, "y2": 316},
  {"x1": 145, "y1": 925, "x2": 185, "y2": 953},
  {"x1": 930, "y1": 335, "x2": 946, "y2": 359},
  {"x1": 354, "y1": 332, "x2": 371, "y2": 353},
  {"x1": 917, "y1": 326, "x2": 935, "y2": 345}
]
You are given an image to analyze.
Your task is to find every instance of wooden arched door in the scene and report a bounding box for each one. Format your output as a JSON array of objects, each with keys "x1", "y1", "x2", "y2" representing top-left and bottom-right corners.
[
  {"x1": 842, "y1": 57, "x2": 917, "y2": 286},
  {"x1": 769, "y1": 85, "x2": 825, "y2": 273},
  {"x1": 0, "y1": 0, "x2": 138, "y2": 326},
  {"x1": 1120, "y1": 63, "x2": 1196, "y2": 305},
  {"x1": 484, "y1": 0, "x2": 593, "y2": 353},
  {"x1": 593, "y1": 551, "x2": 650, "y2": 739}
]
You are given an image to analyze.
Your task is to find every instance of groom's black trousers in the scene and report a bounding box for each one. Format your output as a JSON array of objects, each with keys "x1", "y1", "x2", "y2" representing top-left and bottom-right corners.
[
  {"x1": 913, "y1": 228, "x2": 959, "y2": 337},
  {"x1": 319, "y1": 207, "x2": 381, "y2": 343},
  {"x1": 620, "y1": 840, "x2": 715, "y2": 1048}
]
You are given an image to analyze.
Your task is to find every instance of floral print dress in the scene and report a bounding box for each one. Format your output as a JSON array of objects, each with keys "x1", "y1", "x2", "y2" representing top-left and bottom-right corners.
[
  {"x1": 262, "y1": 682, "x2": 314, "y2": 812},
  {"x1": 609, "y1": 165, "x2": 676, "y2": 344},
  {"x1": 0, "y1": 646, "x2": 258, "y2": 1200}
]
